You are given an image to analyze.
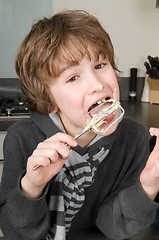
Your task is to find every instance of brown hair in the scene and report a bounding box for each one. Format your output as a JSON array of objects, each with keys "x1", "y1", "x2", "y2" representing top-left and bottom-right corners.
[{"x1": 15, "y1": 10, "x2": 118, "y2": 114}]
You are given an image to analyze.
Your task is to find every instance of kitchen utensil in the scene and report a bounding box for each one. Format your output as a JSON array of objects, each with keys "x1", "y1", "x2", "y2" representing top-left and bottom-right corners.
[
  {"x1": 129, "y1": 68, "x2": 137, "y2": 102},
  {"x1": 33, "y1": 99, "x2": 124, "y2": 170},
  {"x1": 141, "y1": 74, "x2": 150, "y2": 102},
  {"x1": 145, "y1": 56, "x2": 159, "y2": 79},
  {"x1": 144, "y1": 62, "x2": 154, "y2": 79}
]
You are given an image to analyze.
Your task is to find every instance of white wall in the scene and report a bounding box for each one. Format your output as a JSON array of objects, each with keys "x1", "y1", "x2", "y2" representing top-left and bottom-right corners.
[
  {"x1": 0, "y1": 0, "x2": 158, "y2": 78},
  {"x1": 53, "y1": 0, "x2": 159, "y2": 77},
  {"x1": 0, "y1": 0, "x2": 54, "y2": 78}
]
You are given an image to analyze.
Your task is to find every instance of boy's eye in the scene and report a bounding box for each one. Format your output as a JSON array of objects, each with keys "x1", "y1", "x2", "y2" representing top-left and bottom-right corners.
[
  {"x1": 67, "y1": 75, "x2": 79, "y2": 83},
  {"x1": 95, "y1": 63, "x2": 106, "y2": 69}
]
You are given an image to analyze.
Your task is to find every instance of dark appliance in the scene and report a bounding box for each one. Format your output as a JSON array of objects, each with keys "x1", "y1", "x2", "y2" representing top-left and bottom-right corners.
[{"x1": 0, "y1": 96, "x2": 29, "y2": 118}]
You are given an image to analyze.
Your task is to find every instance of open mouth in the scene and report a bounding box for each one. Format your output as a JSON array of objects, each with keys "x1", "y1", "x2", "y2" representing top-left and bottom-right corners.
[
  {"x1": 88, "y1": 97, "x2": 112, "y2": 118},
  {"x1": 83, "y1": 98, "x2": 124, "y2": 135}
]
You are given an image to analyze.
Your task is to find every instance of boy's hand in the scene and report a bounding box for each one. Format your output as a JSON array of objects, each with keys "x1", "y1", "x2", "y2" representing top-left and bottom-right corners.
[
  {"x1": 21, "y1": 133, "x2": 77, "y2": 199},
  {"x1": 140, "y1": 127, "x2": 159, "y2": 200}
]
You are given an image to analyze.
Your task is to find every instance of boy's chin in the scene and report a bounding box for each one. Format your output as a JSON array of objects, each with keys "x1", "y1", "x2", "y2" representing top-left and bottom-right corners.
[{"x1": 97, "y1": 122, "x2": 118, "y2": 137}]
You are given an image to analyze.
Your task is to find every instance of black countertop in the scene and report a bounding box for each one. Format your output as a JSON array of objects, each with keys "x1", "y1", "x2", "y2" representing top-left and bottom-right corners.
[
  {"x1": 0, "y1": 116, "x2": 30, "y2": 132},
  {"x1": 121, "y1": 101, "x2": 159, "y2": 132}
]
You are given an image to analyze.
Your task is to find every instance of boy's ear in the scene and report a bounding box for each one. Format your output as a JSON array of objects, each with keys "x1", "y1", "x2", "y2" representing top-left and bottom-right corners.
[{"x1": 52, "y1": 105, "x2": 58, "y2": 113}]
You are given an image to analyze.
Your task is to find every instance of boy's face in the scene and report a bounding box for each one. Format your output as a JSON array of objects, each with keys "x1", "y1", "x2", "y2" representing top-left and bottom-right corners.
[{"x1": 49, "y1": 46, "x2": 119, "y2": 142}]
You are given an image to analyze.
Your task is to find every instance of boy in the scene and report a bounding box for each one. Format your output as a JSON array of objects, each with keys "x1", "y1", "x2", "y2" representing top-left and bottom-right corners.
[{"x1": 0, "y1": 10, "x2": 159, "y2": 240}]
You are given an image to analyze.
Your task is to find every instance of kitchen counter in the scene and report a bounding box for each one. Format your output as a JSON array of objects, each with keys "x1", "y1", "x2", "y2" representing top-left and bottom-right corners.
[
  {"x1": 121, "y1": 101, "x2": 159, "y2": 132},
  {"x1": 0, "y1": 115, "x2": 30, "y2": 131},
  {"x1": 0, "y1": 120, "x2": 17, "y2": 132}
]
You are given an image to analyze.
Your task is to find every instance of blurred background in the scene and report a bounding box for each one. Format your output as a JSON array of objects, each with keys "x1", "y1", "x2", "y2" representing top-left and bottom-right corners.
[{"x1": 0, "y1": 0, "x2": 159, "y2": 78}]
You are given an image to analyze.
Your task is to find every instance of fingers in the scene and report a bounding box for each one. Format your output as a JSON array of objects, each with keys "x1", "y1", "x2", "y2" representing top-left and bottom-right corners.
[
  {"x1": 46, "y1": 132, "x2": 77, "y2": 147},
  {"x1": 27, "y1": 155, "x2": 50, "y2": 171},
  {"x1": 28, "y1": 132, "x2": 78, "y2": 171},
  {"x1": 149, "y1": 127, "x2": 159, "y2": 137},
  {"x1": 23, "y1": 133, "x2": 78, "y2": 196},
  {"x1": 34, "y1": 141, "x2": 70, "y2": 159}
]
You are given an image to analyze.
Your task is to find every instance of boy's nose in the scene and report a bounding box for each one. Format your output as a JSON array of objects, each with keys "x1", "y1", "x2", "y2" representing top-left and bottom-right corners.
[{"x1": 87, "y1": 78, "x2": 104, "y2": 95}]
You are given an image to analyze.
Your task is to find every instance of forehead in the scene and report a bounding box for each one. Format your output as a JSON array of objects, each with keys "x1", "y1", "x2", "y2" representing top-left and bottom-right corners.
[{"x1": 53, "y1": 38, "x2": 107, "y2": 77}]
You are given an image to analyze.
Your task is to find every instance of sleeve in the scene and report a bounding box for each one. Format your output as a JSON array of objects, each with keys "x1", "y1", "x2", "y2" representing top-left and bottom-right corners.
[
  {"x1": 0, "y1": 129, "x2": 50, "y2": 240},
  {"x1": 96, "y1": 179, "x2": 159, "y2": 240},
  {"x1": 96, "y1": 122, "x2": 159, "y2": 240}
]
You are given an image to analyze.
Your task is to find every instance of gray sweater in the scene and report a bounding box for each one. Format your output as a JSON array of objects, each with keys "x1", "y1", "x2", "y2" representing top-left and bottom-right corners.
[{"x1": 0, "y1": 111, "x2": 158, "y2": 240}]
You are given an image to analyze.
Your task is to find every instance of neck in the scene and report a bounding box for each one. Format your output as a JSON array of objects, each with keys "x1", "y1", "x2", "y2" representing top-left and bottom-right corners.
[
  {"x1": 57, "y1": 112, "x2": 97, "y2": 148},
  {"x1": 75, "y1": 131, "x2": 97, "y2": 148},
  {"x1": 64, "y1": 125, "x2": 96, "y2": 148}
]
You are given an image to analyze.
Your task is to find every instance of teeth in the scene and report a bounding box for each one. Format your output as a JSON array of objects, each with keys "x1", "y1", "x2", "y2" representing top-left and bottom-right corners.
[
  {"x1": 89, "y1": 98, "x2": 110, "y2": 113},
  {"x1": 97, "y1": 99, "x2": 107, "y2": 105}
]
